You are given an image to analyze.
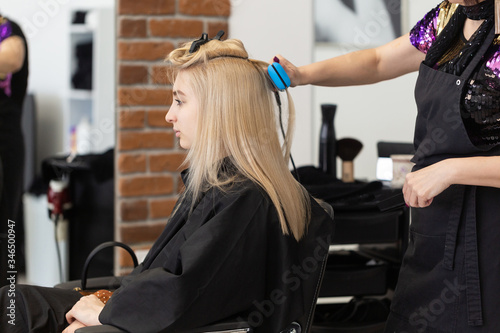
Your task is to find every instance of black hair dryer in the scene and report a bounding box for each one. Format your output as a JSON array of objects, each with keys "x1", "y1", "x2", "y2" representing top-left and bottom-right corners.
[{"x1": 319, "y1": 104, "x2": 337, "y2": 177}]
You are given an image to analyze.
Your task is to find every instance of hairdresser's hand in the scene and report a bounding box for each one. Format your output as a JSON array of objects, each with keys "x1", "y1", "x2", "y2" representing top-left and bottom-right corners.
[
  {"x1": 62, "y1": 319, "x2": 86, "y2": 333},
  {"x1": 403, "y1": 160, "x2": 453, "y2": 208},
  {"x1": 64, "y1": 294, "x2": 104, "y2": 331},
  {"x1": 271, "y1": 55, "x2": 302, "y2": 87}
]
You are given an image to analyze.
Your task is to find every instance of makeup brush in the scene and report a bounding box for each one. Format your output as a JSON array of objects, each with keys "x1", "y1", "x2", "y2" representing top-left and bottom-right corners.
[{"x1": 337, "y1": 138, "x2": 363, "y2": 183}]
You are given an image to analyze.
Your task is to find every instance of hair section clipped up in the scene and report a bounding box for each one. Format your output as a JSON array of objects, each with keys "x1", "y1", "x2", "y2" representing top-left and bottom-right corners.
[{"x1": 165, "y1": 32, "x2": 311, "y2": 241}]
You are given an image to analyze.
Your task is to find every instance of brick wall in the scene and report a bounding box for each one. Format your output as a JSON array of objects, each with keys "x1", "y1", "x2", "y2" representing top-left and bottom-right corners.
[{"x1": 116, "y1": 0, "x2": 230, "y2": 272}]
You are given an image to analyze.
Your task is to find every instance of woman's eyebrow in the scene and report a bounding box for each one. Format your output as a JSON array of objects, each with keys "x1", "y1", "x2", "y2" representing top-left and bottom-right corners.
[{"x1": 173, "y1": 90, "x2": 186, "y2": 97}]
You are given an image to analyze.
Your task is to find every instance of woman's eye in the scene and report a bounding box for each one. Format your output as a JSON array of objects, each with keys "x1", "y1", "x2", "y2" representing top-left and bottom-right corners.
[{"x1": 175, "y1": 99, "x2": 182, "y2": 106}]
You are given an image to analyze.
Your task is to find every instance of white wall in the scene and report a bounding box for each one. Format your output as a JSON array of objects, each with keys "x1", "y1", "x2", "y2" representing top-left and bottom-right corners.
[
  {"x1": 229, "y1": 0, "x2": 315, "y2": 167},
  {"x1": 230, "y1": 0, "x2": 438, "y2": 180}
]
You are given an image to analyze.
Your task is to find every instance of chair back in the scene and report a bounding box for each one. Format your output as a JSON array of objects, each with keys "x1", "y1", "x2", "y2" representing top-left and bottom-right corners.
[{"x1": 295, "y1": 201, "x2": 334, "y2": 332}]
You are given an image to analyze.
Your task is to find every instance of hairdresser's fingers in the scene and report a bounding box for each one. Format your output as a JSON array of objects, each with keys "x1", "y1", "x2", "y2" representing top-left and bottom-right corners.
[
  {"x1": 269, "y1": 55, "x2": 280, "y2": 64},
  {"x1": 272, "y1": 54, "x2": 301, "y2": 87}
]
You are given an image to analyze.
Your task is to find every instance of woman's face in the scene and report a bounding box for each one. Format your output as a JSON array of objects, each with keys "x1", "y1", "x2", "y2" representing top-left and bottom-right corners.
[{"x1": 165, "y1": 71, "x2": 199, "y2": 149}]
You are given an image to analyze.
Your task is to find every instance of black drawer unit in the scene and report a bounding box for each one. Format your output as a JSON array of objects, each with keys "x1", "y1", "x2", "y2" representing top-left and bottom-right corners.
[
  {"x1": 332, "y1": 210, "x2": 403, "y2": 245},
  {"x1": 319, "y1": 251, "x2": 388, "y2": 298}
]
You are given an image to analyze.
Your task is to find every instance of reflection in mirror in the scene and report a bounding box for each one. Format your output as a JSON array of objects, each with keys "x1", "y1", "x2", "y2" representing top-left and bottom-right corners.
[
  {"x1": 315, "y1": 0, "x2": 401, "y2": 46},
  {"x1": 0, "y1": 0, "x2": 116, "y2": 287}
]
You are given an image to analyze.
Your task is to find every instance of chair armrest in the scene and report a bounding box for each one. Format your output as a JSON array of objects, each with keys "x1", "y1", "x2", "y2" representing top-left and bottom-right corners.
[
  {"x1": 76, "y1": 325, "x2": 125, "y2": 333},
  {"x1": 75, "y1": 319, "x2": 252, "y2": 333},
  {"x1": 55, "y1": 276, "x2": 124, "y2": 292},
  {"x1": 182, "y1": 318, "x2": 252, "y2": 332}
]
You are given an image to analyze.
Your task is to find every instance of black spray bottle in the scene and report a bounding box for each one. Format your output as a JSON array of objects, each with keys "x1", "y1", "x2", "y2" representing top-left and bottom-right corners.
[{"x1": 319, "y1": 104, "x2": 337, "y2": 178}]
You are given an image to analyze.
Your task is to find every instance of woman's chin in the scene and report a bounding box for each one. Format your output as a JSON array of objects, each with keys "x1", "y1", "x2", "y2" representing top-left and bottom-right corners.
[{"x1": 179, "y1": 140, "x2": 191, "y2": 150}]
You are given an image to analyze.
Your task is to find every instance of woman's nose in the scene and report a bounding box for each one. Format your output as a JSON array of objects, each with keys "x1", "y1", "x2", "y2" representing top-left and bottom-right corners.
[{"x1": 165, "y1": 108, "x2": 175, "y2": 123}]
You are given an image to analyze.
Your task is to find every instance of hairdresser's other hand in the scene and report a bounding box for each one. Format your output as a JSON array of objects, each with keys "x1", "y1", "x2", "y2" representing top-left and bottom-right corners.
[
  {"x1": 65, "y1": 294, "x2": 104, "y2": 330},
  {"x1": 271, "y1": 55, "x2": 302, "y2": 87},
  {"x1": 62, "y1": 319, "x2": 86, "y2": 333},
  {"x1": 402, "y1": 159, "x2": 453, "y2": 208}
]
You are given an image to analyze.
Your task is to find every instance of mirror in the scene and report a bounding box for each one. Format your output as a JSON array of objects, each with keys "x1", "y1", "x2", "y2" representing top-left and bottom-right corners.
[
  {"x1": 312, "y1": 0, "x2": 434, "y2": 180},
  {"x1": 0, "y1": 0, "x2": 116, "y2": 286}
]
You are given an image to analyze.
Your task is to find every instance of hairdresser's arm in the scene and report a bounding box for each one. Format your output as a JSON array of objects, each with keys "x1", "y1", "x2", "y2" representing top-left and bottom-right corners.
[
  {"x1": 0, "y1": 36, "x2": 25, "y2": 75},
  {"x1": 276, "y1": 33, "x2": 425, "y2": 87},
  {"x1": 403, "y1": 156, "x2": 500, "y2": 208}
]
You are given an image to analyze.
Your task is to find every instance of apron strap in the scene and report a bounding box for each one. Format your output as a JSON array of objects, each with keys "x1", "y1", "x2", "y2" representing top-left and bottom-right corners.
[
  {"x1": 441, "y1": 185, "x2": 483, "y2": 326},
  {"x1": 464, "y1": 186, "x2": 483, "y2": 326},
  {"x1": 442, "y1": 186, "x2": 465, "y2": 270}
]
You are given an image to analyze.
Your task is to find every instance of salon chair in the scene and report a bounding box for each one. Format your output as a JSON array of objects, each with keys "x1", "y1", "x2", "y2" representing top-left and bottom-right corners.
[{"x1": 57, "y1": 202, "x2": 335, "y2": 333}]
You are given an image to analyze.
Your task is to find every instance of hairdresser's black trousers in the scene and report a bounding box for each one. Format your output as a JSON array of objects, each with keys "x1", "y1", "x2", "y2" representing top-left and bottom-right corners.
[
  {"x1": 0, "y1": 102, "x2": 26, "y2": 288},
  {"x1": 0, "y1": 284, "x2": 81, "y2": 332}
]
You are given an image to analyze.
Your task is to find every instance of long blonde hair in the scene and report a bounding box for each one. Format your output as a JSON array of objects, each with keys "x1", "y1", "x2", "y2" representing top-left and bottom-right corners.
[{"x1": 166, "y1": 37, "x2": 311, "y2": 241}]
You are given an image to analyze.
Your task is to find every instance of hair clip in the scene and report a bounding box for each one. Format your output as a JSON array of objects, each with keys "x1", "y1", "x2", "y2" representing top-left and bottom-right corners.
[
  {"x1": 189, "y1": 33, "x2": 209, "y2": 53},
  {"x1": 189, "y1": 30, "x2": 225, "y2": 53},
  {"x1": 213, "y1": 30, "x2": 225, "y2": 40}
]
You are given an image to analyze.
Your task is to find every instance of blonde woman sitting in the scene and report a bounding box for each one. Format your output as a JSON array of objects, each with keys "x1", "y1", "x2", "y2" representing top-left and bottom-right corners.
[{"x1": 0, "y1": 34, "x2": 334, "y2": 333}]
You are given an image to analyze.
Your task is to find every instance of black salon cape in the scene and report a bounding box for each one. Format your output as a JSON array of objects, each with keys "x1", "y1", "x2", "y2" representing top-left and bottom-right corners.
[{"x1": 100, "y1": 175, "x2": 334, "y2": 332}]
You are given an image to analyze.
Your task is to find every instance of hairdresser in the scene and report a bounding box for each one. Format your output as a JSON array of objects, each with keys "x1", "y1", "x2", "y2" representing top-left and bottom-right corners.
[
  {"x1": 277, "y1": 0, "x2": 500, "y2": 331},
  {"x1": 0, "y1": 14, "x2": 28, "y2": 287}
]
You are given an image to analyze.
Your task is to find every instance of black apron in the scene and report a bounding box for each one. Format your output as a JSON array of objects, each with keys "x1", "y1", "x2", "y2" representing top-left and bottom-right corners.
[{"x1": 385, "y1": 27, "x2": 500, "y2": 332}]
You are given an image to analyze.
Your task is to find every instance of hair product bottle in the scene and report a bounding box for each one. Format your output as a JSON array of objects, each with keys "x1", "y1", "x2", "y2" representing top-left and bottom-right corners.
[{"x1": 319, "y1": 104, "x2": 337, "y2": 177}]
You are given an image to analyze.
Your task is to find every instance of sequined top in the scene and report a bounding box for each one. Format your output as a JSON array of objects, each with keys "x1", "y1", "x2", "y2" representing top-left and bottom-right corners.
[
  {"x1": 410, "y1": 1, "x2": 500, "y2": 147},
  {"x1": 0, "y1": 17, "x2": 28, "y2": 107}
]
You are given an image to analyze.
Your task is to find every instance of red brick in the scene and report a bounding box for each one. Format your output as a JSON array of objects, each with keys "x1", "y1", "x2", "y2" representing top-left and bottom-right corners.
[
  {"x1": 119, "y1": 110, "x2": 146, "y2": 129},
  {"x1": 119, "y1": 65, "x2": 149, "y2": 85},
  {"x1": 150, "y1": 19, "x2": 203, "y2": 38},
  {"x1": 118, "y1": 153, "x2": 147, "y2": 173},
  {"x1": 178, "y1": 0, "x2": 231, "y2": 16},
  {"x1": 119, "y1": 0, "x2": 175, "y2": 15},
  {"x1": 120, "y1": 199, "x2": 148, "y2": 221},
  {"x1": 147, "y1": 109, "x2": 171, "y2": 128},
  {"x1": 119, "y1": 175, "x2": 174, "y2": 197},
  {"x1": 149, "y1": 153, "x2": 186, "y2": 172},
  {"x1": 119, "y1": 131, "x2": 174, "y2": 151},
  {"x1": 118, "y1": 41, "x2": 174, "y2": 61},
  {"x1": 151, "y1": 65, "x2": 171, "y2": 86},
  {"x1": 150, "y1": 198, "x2": 178, "y2": 219},
  {"x1": 119, "y1": 245, "x2": 151, "y2": 267},
  {"x1": 120, "y1": 222, "x2": 167, "y2": 244},
  {"x1": 118, "y1": 87, "x2": 172, "y2": 107},
  {"x1": 208, "y1": 22, "x2": 229, "y2": 38},
  {"x1": 119, "y1": 18, "x2": 147, "y2": 38}
]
